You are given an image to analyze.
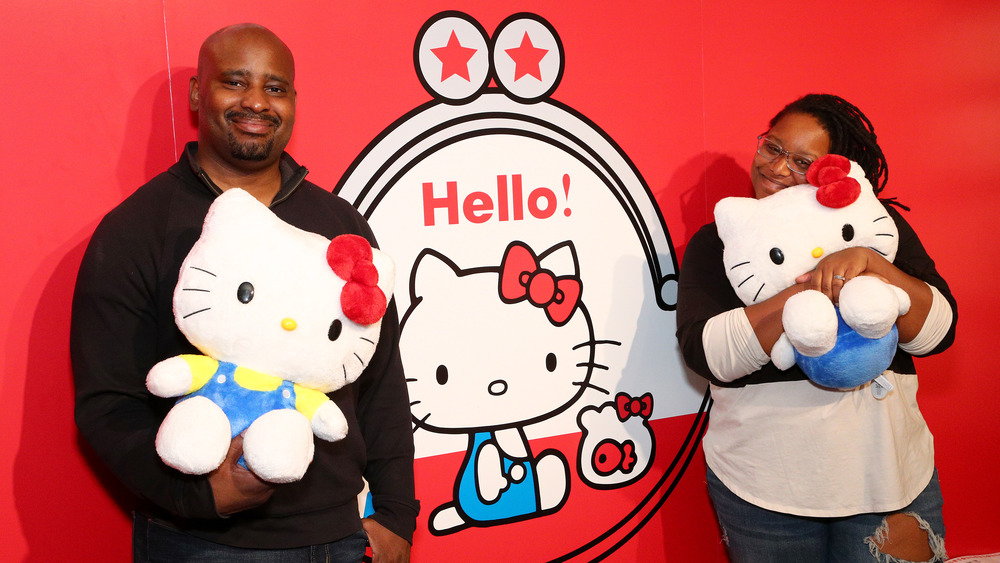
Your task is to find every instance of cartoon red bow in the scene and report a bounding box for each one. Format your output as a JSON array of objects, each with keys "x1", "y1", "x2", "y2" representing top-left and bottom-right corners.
[
  {"x1": 592, "y1": 438, "x2": 636, "y2": 476},
  {"x1": 615, "y1": 392, "x2": 653, "y2": 421},
  {"x1": 499, "y1": 242, "x2": 581, "y2": 326},
  {"x1": 807, "y1": 154, "x2": 861, "y2": 209},
  {"x1": 326, "y1": 234, "x2": 387, "y2": 326}
]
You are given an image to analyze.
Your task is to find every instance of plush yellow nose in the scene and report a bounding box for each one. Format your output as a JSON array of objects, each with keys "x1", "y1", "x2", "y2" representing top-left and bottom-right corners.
[
  {"x1": 812, "y1": 247, "x2": 824, "y2": 258},
  {"x1": 281, "y1": 318, "x2": 297, "y2": 331}
]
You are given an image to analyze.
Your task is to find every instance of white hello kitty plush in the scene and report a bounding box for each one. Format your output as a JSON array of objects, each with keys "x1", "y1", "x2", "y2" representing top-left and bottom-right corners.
[
  {"x1": 715, "y1": 155, "x2": 909, "y2": 390},
  {"x1": 146, "y1": 188, "x2": 394, "y2": 483}
]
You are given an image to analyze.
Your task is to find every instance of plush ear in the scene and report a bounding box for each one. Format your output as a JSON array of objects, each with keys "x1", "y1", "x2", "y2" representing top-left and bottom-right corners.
[{"x1": 714, "y1": 197, "x2": 759, "y2": 242}]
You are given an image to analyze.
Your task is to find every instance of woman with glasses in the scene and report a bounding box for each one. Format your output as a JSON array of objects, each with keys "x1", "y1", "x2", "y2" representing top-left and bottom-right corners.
[{"x1": 676, "y1": 94, "x2": 957, "y2": 562}]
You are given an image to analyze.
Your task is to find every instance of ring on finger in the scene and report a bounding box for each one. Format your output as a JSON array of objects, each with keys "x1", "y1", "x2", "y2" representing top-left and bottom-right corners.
[{"x1": 833, "y1": 274, "x2": 846, "y2": 281}]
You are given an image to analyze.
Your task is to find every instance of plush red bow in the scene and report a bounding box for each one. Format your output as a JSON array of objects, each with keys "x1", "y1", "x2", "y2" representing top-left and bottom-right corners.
[
  {"x1": 326, "y1": 234, "x2": 387, "y2": 325},
  {"x1": 807, "y1": 154, "x2": 861, "y2": 209},
  {"x1": 499, "y1": 242, "x2": 581, "y2": 326},
  {"x1": 592, "y1": 439, "x2": 636, "y2": 476},
  {"x1": 615, "y1": 392, "x2": 653, "y2": 421}
]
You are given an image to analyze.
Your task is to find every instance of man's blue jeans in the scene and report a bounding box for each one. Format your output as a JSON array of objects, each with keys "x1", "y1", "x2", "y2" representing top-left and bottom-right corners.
[
  {"x1": 132, "y1": 513, "x2": 368, "y2": 562},
  {"x1": 706, "y1": 467, "x2": 946, "y2": 563}
]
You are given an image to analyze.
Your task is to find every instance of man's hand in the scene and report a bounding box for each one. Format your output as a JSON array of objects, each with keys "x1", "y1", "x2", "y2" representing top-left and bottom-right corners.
[
  {"x1": 362, "y1": 517, "x2": 410, "y2": 563},
  {"x1": 209, "y1": 434, "x2": 276, "y2": 515}
]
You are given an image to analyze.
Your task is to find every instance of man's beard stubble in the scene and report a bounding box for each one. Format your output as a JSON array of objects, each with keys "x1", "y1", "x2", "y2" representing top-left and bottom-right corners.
[
  {"x1": 227, "y1": 131, "x2": 275, "y2": 161},
  {"x1": 225, "y1": 109, "x2": 280, "y2": 161}
]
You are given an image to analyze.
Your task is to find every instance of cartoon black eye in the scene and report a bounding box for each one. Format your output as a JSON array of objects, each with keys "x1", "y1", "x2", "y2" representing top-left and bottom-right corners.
[
  {"x1": 237, "y1": 282, "x2": 254, "y2": 303},
  {"x1": 769, "y1": 248, "x2": 784, "y2": 265},
  {"x1": 435, "y1": 365, "x2": 449, "y2": 385},
  {"x1": 842, "y1": 224, "x2": 855, "y2": 242},
  {"x1": 545, "y1": 353, "x2": 557, "y2": 372},
  {"x1": 328, "y1": 319, "x2": 342, "y2": 341}
]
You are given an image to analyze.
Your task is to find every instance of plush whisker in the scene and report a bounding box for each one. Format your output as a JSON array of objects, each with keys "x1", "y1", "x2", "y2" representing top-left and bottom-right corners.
[
  {"x1": 182, "y1": 307, "x2": 211, "y2": 319},
  {"x1": 875, "y1": 233, "x2": 894, "y2": 237},
  {"x1": 361, "y1": 337, "x2": 375, "y2": 345},
  {"x1": 873, "y1": 216, "x2": 890, "y2": 223},
  {"x1": 189, "y1": 266, "x2": 217, "y2": 277},
  {"x1": 181, "y1": 288, "x2": 210, "y2": 293},
  {"x1": 738, "y1": 275, "x2": 754, "y2": 288},
  {"x1": 730, "y1": 261, "x2": 750, "y2": 270},
  {"x1": 753, "y1": 283, "x2": 765, "y2": 302},
  {"x1": 353, "y1": 353, "x2": 365, "y2": 366},
  {"x1": 868, "y1": 246, "x2": 889, "y2": 257}
]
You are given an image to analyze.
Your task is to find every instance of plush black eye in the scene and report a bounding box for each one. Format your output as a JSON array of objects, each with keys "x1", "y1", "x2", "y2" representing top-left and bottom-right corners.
[
  {"x1": 328, "y1": 319, "x2": 342, "y2": 341},
  {"x1": 842, "y1": 224, "x2": 855, "y2": 242},
  {"x1": 769, "y1": 248, "x2": 784, "y2": 265},
  {"x1": 236, "y1": 282, "x2": 254, "y2": 303},
  {"x1": 545, "y1": 353, "x2": 557, "y2": 372},
  {"x1": 435, "y1": 365, "x2": 449, "y2": 385}
]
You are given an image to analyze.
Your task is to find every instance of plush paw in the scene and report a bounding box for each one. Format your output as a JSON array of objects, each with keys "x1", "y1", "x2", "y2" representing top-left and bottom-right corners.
[
  {"x1": 782, "y1": 289, "x2": 837, "y2": 356},
  {"x1": 146, "y1": 356, "x2": 194, "y2": 398},
  {"x1": 155, "y1": 396, "x2": 231, "y2": 474},
  {"x1": 310, "y1": 401, "x2": 349, "y2": 442},
  {"x1": 243, "y1": 409, "x2": 315, "y2": 483},
  {"x1": 771, "y1": 334, "x2": 796, "y2": 370},
  {"x1": 840, "y1": 277, "x2": 906, "y2": 339}
]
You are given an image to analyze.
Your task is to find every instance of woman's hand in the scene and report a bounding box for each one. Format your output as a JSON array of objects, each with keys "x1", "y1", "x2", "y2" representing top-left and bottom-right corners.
[
  {"x1": 796, "y1": 247, "x2": 886, "y2": 303},
  {"x1": 796, "y1": 247, "x2": 931, "y2": 342}
]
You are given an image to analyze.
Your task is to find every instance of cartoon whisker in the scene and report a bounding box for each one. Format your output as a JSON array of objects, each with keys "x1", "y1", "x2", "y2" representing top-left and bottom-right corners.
[
  {"x1": 577, "y1": 361, "x2": 609, "y2": 371},
  {"x1": 182, "y1": 307, "x2": 211, "y2": 319},
  {"x1": 573, "y1": 338, "x2": 621, "y2": 351},
  {"x1": 189, "y1": 266, "x2": 217, "y2": 277},
  {"x1": 410, "y1": 400, "x2": 422, "y2": 407},
  {"x1": 181, "y1": 288, "x2": 210, "y2": 293},
  {"x1": 405, "y1": 377, "x2": 418, "y2": 383},
  {"x1": 574, "y1": 381, "x2": 609, "y2": 395},
  {"x1": 730, "y1": 261, "x2": 750, "y2": 270}
]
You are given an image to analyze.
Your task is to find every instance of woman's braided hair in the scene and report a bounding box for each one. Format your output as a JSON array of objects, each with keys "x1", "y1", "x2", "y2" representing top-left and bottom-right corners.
[{"x1": 770, "y1": 94, "x2": 888, "y2": 195}]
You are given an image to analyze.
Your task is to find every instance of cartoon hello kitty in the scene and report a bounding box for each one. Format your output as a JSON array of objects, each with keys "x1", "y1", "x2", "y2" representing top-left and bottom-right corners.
[
  {"x1": 715, "y1": 154, "x2": 909, "y2": 390},
  {"x1": 400, "y1": 240, "x2": 618, "y2": 534},
  {"x1": 146, "y1": 188, "x2": 394, "y2": 483}
]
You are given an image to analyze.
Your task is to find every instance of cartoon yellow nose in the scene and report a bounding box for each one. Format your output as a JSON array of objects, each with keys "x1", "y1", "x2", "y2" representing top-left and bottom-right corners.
[
  {"x1": 281, "y1": 318, "x2": 297, "y2": 331},
  {"x1": 812, "y1": 247, "x2": 824, "y2": 258}
]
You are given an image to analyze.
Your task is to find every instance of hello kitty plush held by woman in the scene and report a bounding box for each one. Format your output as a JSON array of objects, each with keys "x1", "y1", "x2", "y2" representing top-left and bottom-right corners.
[{"x1": 677, "y1": 94, "x2": 957, "y2": 562}]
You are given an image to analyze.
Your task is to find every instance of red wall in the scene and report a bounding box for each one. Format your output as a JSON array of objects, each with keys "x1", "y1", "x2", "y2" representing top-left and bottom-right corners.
[{"x1": 3, "y1": 1, "x2": 999, "y2": 560}]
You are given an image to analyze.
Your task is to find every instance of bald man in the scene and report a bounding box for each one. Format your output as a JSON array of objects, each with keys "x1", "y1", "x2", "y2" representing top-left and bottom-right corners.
[{"x1": 72, "y1": 24, "x2": 417, "y2": 562}]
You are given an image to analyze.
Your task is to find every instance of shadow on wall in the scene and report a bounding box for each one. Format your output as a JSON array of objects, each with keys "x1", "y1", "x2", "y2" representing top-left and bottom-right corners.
[
  {"x1": 14, "y1": 69, "x2": 196, "y2": 561},
  {"x1": 656, "y1": 152, "x2": 749, "y2": 260},
  {"x1": 115, "y1": 68, "x2": 198, "y2": 200},
  {"x1": 13, "y1": 240, "x2": 133, "y2": 561}
]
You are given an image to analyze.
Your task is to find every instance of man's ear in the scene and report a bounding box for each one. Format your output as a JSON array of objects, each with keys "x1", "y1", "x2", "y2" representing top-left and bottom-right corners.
[{"x1": 189, "y1": 76, "x2": 199, "y2": 111}]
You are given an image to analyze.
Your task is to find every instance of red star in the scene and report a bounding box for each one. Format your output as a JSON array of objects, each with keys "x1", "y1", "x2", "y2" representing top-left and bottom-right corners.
[
  {"x1": 505, "y1": 32, "x2": 548, "y2": 81},
  {"x1": 431, "y1": 31, "x2": 478, "y2": 82}
]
